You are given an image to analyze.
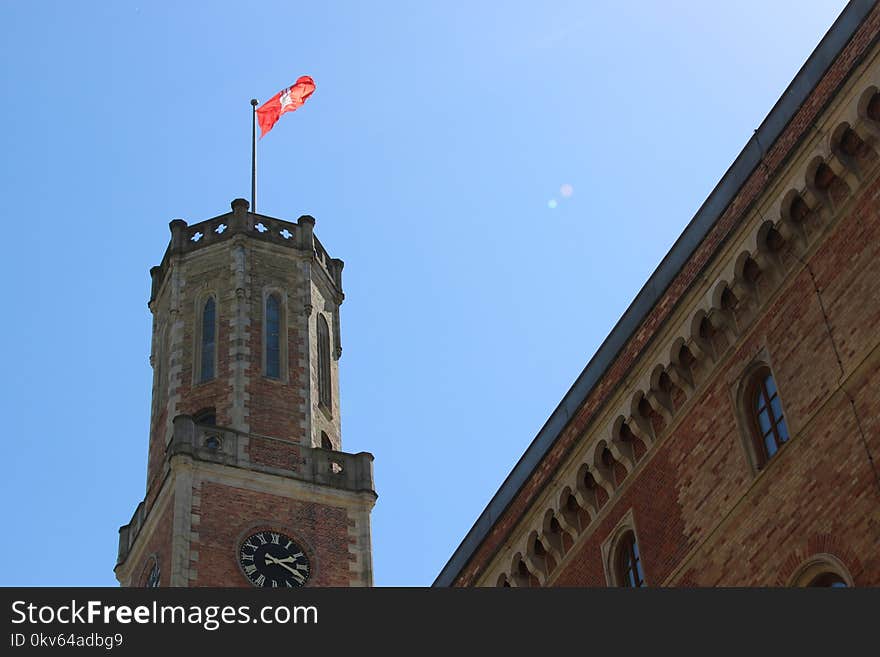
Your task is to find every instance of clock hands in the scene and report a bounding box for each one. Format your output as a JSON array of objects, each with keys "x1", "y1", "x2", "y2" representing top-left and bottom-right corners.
[
  {"x1": 264, "y1": 554, "x2": 297, "y2": 565},
  {"x1": 240, "y1": 532, "x2": 310, "y2": 586},
  {"x1": 264, "y1": 553, "x2": 307, "y2": 580}
]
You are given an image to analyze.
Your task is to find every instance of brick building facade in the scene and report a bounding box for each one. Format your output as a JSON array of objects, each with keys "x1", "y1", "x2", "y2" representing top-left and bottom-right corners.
[
  {"x1": 115, "y1": 199, "x2": 376, "y2": 588},
  {"x1": 436, "y1": 0, "x2": 880, "y2": 587}
]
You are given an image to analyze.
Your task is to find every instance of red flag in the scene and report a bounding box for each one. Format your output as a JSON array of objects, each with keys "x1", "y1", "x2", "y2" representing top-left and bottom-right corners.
[{"x1": 256, "y1": 76, "x2": 316, "y2": 138}]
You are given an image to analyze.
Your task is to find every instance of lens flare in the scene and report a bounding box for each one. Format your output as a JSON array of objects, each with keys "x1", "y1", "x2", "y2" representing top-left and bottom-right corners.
[
  {"x1": 560, "y1": 184, "x2": 574, "y2": 198},
  {"x1": 547, "y1": 199, "x2": 558, "y2": 209}
]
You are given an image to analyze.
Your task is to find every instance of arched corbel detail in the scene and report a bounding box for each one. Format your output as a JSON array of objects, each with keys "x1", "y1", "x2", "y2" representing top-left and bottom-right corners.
[
  {"x1": 754, "y1": 219, "x2": 787, "y2": 277},
  {"x1": 542, "y1": 509, "x2": 573, "y2": 559},
  {"x1": 667, "y1": 337, "x2": 696, "y2": 393},
  {"x1": 524, "y1": 531, "x2": 552, "y2": 584},
  {"x1": 558, "y1": 486, "x2": 589, "y2": 535},
  {"x1": 804, "y1": 156, "x2": 836, "y2": 219},
  {"x1": 830, "y1": 122, "x2": 872, "y2": 181},
  {"x1": 592, "y1": 440, "x2": 619, "y2": 490},
  {"x1": 731, "y1": 250, "x2": 761, "y2": 308},
  {"x1": 780, "y1": 189, "x2": 810, "y2": 246},
  {"x1": 573, "y1": 465, "x2": 601, "y2": 514},
  {"x1": 608, "y1": 415, "x2": 637, "y2": 471},
  {"x1": 511, "y1": 552, "x2": 540, "y2": 588},
  {"x1": 856, "y1": 85, "x2": 880, "y2": 141},
  {"x1": 590, "y1": 440, "x2": 629, "y2": 490},
  {"x1": 689, "y1": 310, "x2": 715, "y2": 365},
  {"x1": 629, "y1": 391, "x2": 657, "y2": 444},
  {"x1": 711, "y1": 282, "x2": 740, "y2": 339},
  {"x1": 647, "y1": 364, "x2": 676, "y2": 417}
]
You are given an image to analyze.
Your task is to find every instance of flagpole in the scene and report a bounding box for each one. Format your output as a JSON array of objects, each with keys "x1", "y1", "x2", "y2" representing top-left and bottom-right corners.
[{"x1": 250, "y1": 98, "x2": 258, "y2": 213}]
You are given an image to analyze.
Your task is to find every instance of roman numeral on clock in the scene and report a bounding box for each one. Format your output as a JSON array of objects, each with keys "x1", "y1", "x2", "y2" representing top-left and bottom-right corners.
[{"x1": 239, "y1": 531, "x2": 311, "y2": 587}]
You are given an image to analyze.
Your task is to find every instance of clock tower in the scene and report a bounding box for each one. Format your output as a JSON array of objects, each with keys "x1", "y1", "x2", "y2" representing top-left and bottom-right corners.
[{"x1": 114, "y1": 198, "x2": 376, "y2": 587}]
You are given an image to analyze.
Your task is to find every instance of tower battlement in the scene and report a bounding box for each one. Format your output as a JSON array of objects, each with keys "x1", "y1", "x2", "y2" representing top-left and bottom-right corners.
[{"x1": 149, "y1": 198, "x2": 344, "y2": 306}]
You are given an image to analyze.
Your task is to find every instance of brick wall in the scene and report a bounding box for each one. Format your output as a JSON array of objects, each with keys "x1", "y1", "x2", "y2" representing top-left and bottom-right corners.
[
  {"x1": 191, "y1": 481, "x2": 355, "y2": 587},
  {"x1": 453, "y1": 3, "x2": 880, "y2": 586},
  {"x1": 500, "y1": 146, "x2": 880, "y2": 587}
]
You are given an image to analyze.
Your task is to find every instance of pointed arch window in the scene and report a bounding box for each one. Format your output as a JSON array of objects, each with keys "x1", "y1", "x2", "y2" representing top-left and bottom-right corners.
[
  {"x1": 751, "y1": 369, "x2": 789, "y2": 465},
  {"x1": 616, "y1": 531, "x2": 645, "y2": 588},
  {"x1": 200, "y1": 297, "x2": 216, "y2": 383},
  {"x1": 266, "y1": 294, "x2": 281, "y2": 379},
  {"x1": 317, "y1": 315, "x2": 332, "y2": 409}
]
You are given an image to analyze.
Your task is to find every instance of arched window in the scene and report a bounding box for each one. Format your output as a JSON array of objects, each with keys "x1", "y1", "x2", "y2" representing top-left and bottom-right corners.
[
  {"x1": 615, "y1": 531, "x2": 645, "y2": 588},
  {"x1": 751, "y1": 369, "x2": 789, "y2": 464},
  {"x1": 317, "y1": 315, "x2": 332, "y2": 409},
  {"x1": 265, "y1": 294, "x2": 281, "y2": 379},
  {"x1": 807, "y1": 572, "x2": 848, "y2": 587},
  {"x1": 200, "y1": 297, "x2": 216, "y2": 383},
  {"x1": 193, "y1": 407, "x2": 216, "y2": 426},
  {"x1": 320, "y1": 431, "x2": 332, "y2": 450},
  {"x1": 791, "y1": 555, "x2": 853, "y2": 587}
]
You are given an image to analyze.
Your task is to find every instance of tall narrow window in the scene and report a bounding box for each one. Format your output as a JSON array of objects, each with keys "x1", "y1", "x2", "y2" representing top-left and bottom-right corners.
[
  {"x1": 266, "y1": 294, "x2": 281, "y2": 379},
  {"x1": 753, "y1": 370, "x2": 789, "y2": 463},
  {"x1": 200, "y1": 298, "x2": 215, "y2": 383},
  {"x1": 616, "y1": 531, "x2": 645, "y2": 587},
  {"x1": 317, "y1": 315, "x2": 332, "y2": 409}
]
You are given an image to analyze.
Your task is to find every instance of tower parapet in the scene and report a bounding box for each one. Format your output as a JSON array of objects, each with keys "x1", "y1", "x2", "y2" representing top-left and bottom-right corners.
[{"x1": 150, "y1": 199, "x2": 343, "y2": 306}]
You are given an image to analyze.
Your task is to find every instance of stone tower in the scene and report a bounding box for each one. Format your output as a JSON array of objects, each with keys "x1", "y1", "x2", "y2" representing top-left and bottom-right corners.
[{"x1": 115, "y1": 198, "x2": 376, "y2": 587}]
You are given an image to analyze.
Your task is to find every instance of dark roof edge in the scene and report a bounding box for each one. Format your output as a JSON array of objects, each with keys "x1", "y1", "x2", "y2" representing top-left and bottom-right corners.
[{"x1": 433, "y1": 0, "x2": 874, "y2": 587}]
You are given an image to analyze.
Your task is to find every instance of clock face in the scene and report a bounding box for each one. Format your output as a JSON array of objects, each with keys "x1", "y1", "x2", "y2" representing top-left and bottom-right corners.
[{"x1": 238, "y1": 531, "x2": 311, "y2": 587}]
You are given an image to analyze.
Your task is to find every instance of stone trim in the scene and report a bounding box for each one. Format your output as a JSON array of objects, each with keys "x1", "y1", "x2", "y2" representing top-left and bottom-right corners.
[{"x1": 600, "y1": 509, "x2": 643, "y2": 587}]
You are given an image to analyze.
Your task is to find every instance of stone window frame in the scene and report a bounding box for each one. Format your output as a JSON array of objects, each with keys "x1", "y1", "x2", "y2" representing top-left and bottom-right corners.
[
  {"x1": 601, "y1": 509, "x2": 647, "y2": 587},
  {"x1": 731, "y1": 348, "x2": 792, "y2": 473},
  {"x1": 261, "y1": 287, "x2": 289, "y2": 383},
  {"x1": 193, "y1": 291, "x2": 219, "y2": 386},
  {"x1": 789, "y1": 553, "x2": 854, "y2": 587}
]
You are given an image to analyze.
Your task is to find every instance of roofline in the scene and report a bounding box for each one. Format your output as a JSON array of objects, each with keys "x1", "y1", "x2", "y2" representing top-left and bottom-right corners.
[{"x1": 433, "y1": 0, "x2": 876, "y2": 587}]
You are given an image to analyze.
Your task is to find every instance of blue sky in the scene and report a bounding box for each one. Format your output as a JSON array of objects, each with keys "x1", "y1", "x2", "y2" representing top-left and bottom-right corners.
[{"x1": 0, "y1": 1, "x2": 848, "y2": 586}]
